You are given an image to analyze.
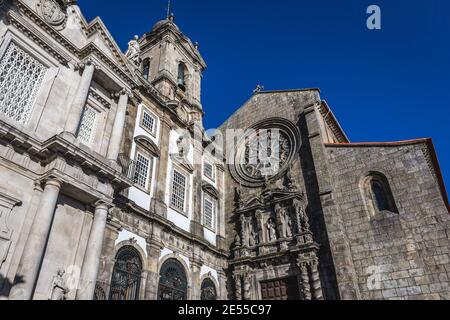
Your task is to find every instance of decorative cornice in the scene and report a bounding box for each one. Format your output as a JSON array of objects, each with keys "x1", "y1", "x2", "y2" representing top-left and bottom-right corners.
[{"x1": 89, "y1": 89, "x2": 111, "y2": 108}]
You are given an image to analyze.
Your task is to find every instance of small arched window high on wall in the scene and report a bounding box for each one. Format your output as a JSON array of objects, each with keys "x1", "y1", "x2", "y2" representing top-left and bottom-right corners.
[
  {"x1": 362, "y1": 172, "x2": 398, "y2": 216},
  {"x1": 158, "y1": 259, "x2": 188, "y2": 300},
  {"x1": 142, "y1": 58, "x2": 150, "y2": 80},
  {"x1": 201, "y1": 278, "x2": 217, "y2": 300},
  {"x1": 177, "y1": 62, "x2": 187, "y2": 90},
  {"x1": 109, "y1": 246, "x2": 143, "y2": 301}
]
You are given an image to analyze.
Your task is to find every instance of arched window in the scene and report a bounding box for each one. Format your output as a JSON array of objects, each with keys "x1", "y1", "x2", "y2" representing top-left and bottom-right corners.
[
  {"x1": 109, "y1": 246, "x2": 143, "y2": 301},
  {"x1": 177, "y1": 62, "x2": 187, "y2": 90},
  {"x1": 158, "y1": 259, "x2": 188, "y2": 300},
  {"x1": 201, "y1": 278, "x2": 217, "y2": 300},
  {"x1": 142, "y1": 58, "x2": 150, "y2": 80},
  {"x1": 362, "y1": 172, "x2": 398, "y2": 215}
]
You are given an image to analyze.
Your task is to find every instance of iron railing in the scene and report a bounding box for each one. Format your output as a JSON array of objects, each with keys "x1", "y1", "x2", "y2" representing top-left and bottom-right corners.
[{"x1": 118, "y1": 154, "x2": 136, "y2": 181}]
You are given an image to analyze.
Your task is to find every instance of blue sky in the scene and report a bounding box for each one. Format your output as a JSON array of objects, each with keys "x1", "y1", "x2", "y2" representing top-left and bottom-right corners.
[{"x1": 79, "y1": 0, "x2": 450, "y2": 189}]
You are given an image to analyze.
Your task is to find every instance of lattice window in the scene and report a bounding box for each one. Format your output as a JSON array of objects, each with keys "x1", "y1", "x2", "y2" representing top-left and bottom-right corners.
[
  {"x1": 0, "y1": 42, "x2": 47, "y2": 124},
  {"x1": 203, "y1": 196, "x2": 215, "y2": 230},
  {"x1": 77, "y1": 106, "x2": 97, "y2": 144},
  {"x1": 134, "y1": 152, "x2": 151, "y2": 190},
  {"x1": 141, "y1": 109, "x2": 156, "y2": 134},
  {"x1": 158, "y1": 259, "x2": 188, "y2": 300},
  {"x1": 204, "y1": 161, "x2": 215, "y2": 181},
  {"x1": 171, "y1": 170, "x2": 187, "y2": 212},
  {"x1": 109, "y1": 246, "x2": 143, "y2": 301}
]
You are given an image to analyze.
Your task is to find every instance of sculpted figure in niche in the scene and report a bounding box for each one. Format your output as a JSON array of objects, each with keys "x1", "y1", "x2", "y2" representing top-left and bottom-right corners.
[
  {"x1": 49, "y1": 269, "x2": 68, "y2": 300},
  {"x1": 275, "y1": 204, "x2": 292, "y2": 238},
  {"x1": 240, "y1": 215, "x2": 249, "y2": 247},
  {"x1": 255, "y1": 210, "x2": 265, "y2": 243},
  {"x1": 294, "y1": 198, "x2": 310, "y2": 232},
  {"x1": 125, "y1": 35, "x2": 141, "y2": 65},
  {"x1": 266, "y1": 218, "x2": 277, "y2": 242},
  {"x1": 248, "y1": 218, "x2": 259, "y2": 247}
]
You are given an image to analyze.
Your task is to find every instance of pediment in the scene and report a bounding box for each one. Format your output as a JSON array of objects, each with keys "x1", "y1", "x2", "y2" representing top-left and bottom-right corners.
[
  {"x1": 134, "y1": 136, "x2": 160, "y2": 158},
  {"x1": 202, "y1": 183, "x2": 219, "y2": 199},
  {"x1": 238, "y1": 196, "x2": 264, "y2": 212}
]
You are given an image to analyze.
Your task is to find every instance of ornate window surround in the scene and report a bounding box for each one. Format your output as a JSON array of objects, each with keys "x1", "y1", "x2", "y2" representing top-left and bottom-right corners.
[
  {"x1": 168, "y1": 166, "x2": 191, "y2": 217},
  {"x1": 132, "y1": 147, "x2": 154, "y2": 194},
  {"x1": 229, "y1": 118, "x2": 302, "y2": 187},
  {"x1": 203, "y1": 158, "x2": 216, "y2": 183},
  {"x1": 139, "y1": 106, "x2": 158, "y2": 137},
  {"x1": 202, "y1": 192, "x2": 217, "y2": 233},
  {"x1": 0, "y1": 31, "x2": 59, "y2": 132}
]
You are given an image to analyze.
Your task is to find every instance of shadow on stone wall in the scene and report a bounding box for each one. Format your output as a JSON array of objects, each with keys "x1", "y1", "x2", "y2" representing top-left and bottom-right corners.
[{"x1": 0, "y1": 274, "x2": 24, "y2": 299}]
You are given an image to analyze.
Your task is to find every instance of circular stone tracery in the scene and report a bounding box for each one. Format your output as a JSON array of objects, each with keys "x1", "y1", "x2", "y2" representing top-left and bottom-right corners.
[{"x1": 229, "y1": 118, "x2": 301, "y2": 187}]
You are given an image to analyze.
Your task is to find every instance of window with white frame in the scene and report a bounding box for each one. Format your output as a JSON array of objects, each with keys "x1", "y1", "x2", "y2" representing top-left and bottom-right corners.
[
  {"x1": 133, "y1": 152, "x2": 152, "y2": 190},
  {"x1": 0, "y1": 42, "x2": 47, "y2": 124},
  {"x1": 203, "y1": 195, "x2": 216, "y2": 231},
  {"x1": 171, "y1": 170, "x2": 187, "y2": 213},
  {"x1": 141, "y1": 109, "x2": 157, "y2": 135},
  {"x1": 77, "y1": 106, "x2": 97, "y2": 145},
  {"x1": 203, "y1": 161, "x2": 215, "y2": 182}
]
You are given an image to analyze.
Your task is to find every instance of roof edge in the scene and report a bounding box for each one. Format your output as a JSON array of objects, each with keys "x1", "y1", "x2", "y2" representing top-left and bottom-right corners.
[{"x1": 325, "y1": 138, "x2": 449, "y2": 212}]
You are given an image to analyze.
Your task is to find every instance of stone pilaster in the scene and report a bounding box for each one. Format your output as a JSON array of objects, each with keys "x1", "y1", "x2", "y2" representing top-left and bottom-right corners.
[
  {"x1": 217, "y1": 270, "x2": 228, "y2": 300},
  {"x1": 65, "y1": 61, "x2": 97, "y2": 135},
  {"x1": 190, "y1": 259, "x2": 202, "y2": 300},
  {"x1": 107, "y1": 89, "x2": 130, "y2": 161},
  {"x1": 144, "y1": 235, "x2": 162, "y2": 300},
  {"x1": 9, "y1": 178, "x2": 62, "y2": 300},
  {"x1": 190, "y1": 119, "x2": 204, "y2": 238},
  {"x1": 76, "y1": 202, "x2": 110, "y2": 300},
  {"x1": 150, "y1": 114, "x2": 173, "y2": 217}
]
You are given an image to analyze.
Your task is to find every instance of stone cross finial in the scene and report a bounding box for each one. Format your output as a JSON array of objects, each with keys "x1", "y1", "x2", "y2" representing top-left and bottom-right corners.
[{"x1": 253, "y1": 85, "x2": 264, "y2": 94}]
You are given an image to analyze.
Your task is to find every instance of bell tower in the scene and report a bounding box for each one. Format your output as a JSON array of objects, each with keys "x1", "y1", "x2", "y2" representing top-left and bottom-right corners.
[{"x1": 138, "y1": 14, "x2": 206, "y2": 112}]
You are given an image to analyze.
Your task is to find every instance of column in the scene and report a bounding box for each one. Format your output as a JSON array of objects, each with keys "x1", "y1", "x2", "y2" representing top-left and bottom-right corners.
[
  {"x1": 233, "y1": 274, "x2": 242, "y2": 300},
  {"x1": 150, "y1": 114, "x2": 173, "y2": 217},
  {"x1": 242, "y1": 274, "x2": 252, "y2": 301},
  {"x1": 298, "y1": 262, "x2": 312, "y2": 300},
  {"x1": 107, "y1": 90, "x2": 130, "y2": 161},
  {"x1": 65, "y1": 61, "x2": 96, "y2": 135},
  {"x1": 76, "y1": 202, "x2": 109, "y2": 300},
  {"x1": 9, "y1": 179, "x2": 62, "y2": 300},
  {"x1": 309, "y1": 260, "x2": 324, "y2": 300}
]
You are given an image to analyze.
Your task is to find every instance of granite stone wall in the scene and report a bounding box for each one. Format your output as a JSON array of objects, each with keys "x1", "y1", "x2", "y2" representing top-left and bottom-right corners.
[{"x1": 325, "y1": 142, "x2": 450, "y2": 300}]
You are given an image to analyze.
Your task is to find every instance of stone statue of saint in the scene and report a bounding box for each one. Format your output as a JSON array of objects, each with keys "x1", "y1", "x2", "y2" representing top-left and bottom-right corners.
[
  {"x1": 266, "y1": 218, "x2": 277, "y2": 242},
  {"x1": 49, "y1": 269, "x2": 68, "y2": 301},
  {"x1": 276, "y1": 204, "x2": 292, "y2": 239},
  {"x1": 240, "y1": 215, "x2": 249, "y2": 247},
  {"x1": 248, "y1": 218, "x2": 258, "y2": 247},
  {"x1": 125, "y1": 35, "x2": 141, "y2": 65}
]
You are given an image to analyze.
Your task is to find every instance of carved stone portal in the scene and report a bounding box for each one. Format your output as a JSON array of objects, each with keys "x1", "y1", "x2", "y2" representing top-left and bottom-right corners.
[{"x1": 231, "y1": 186, "x2": 323, "y2": 300}]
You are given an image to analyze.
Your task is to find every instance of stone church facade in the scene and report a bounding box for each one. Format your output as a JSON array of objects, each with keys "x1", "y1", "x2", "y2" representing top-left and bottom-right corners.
[{"x1": 0, "y1": 0, "x2": 449, "y2": 301}]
